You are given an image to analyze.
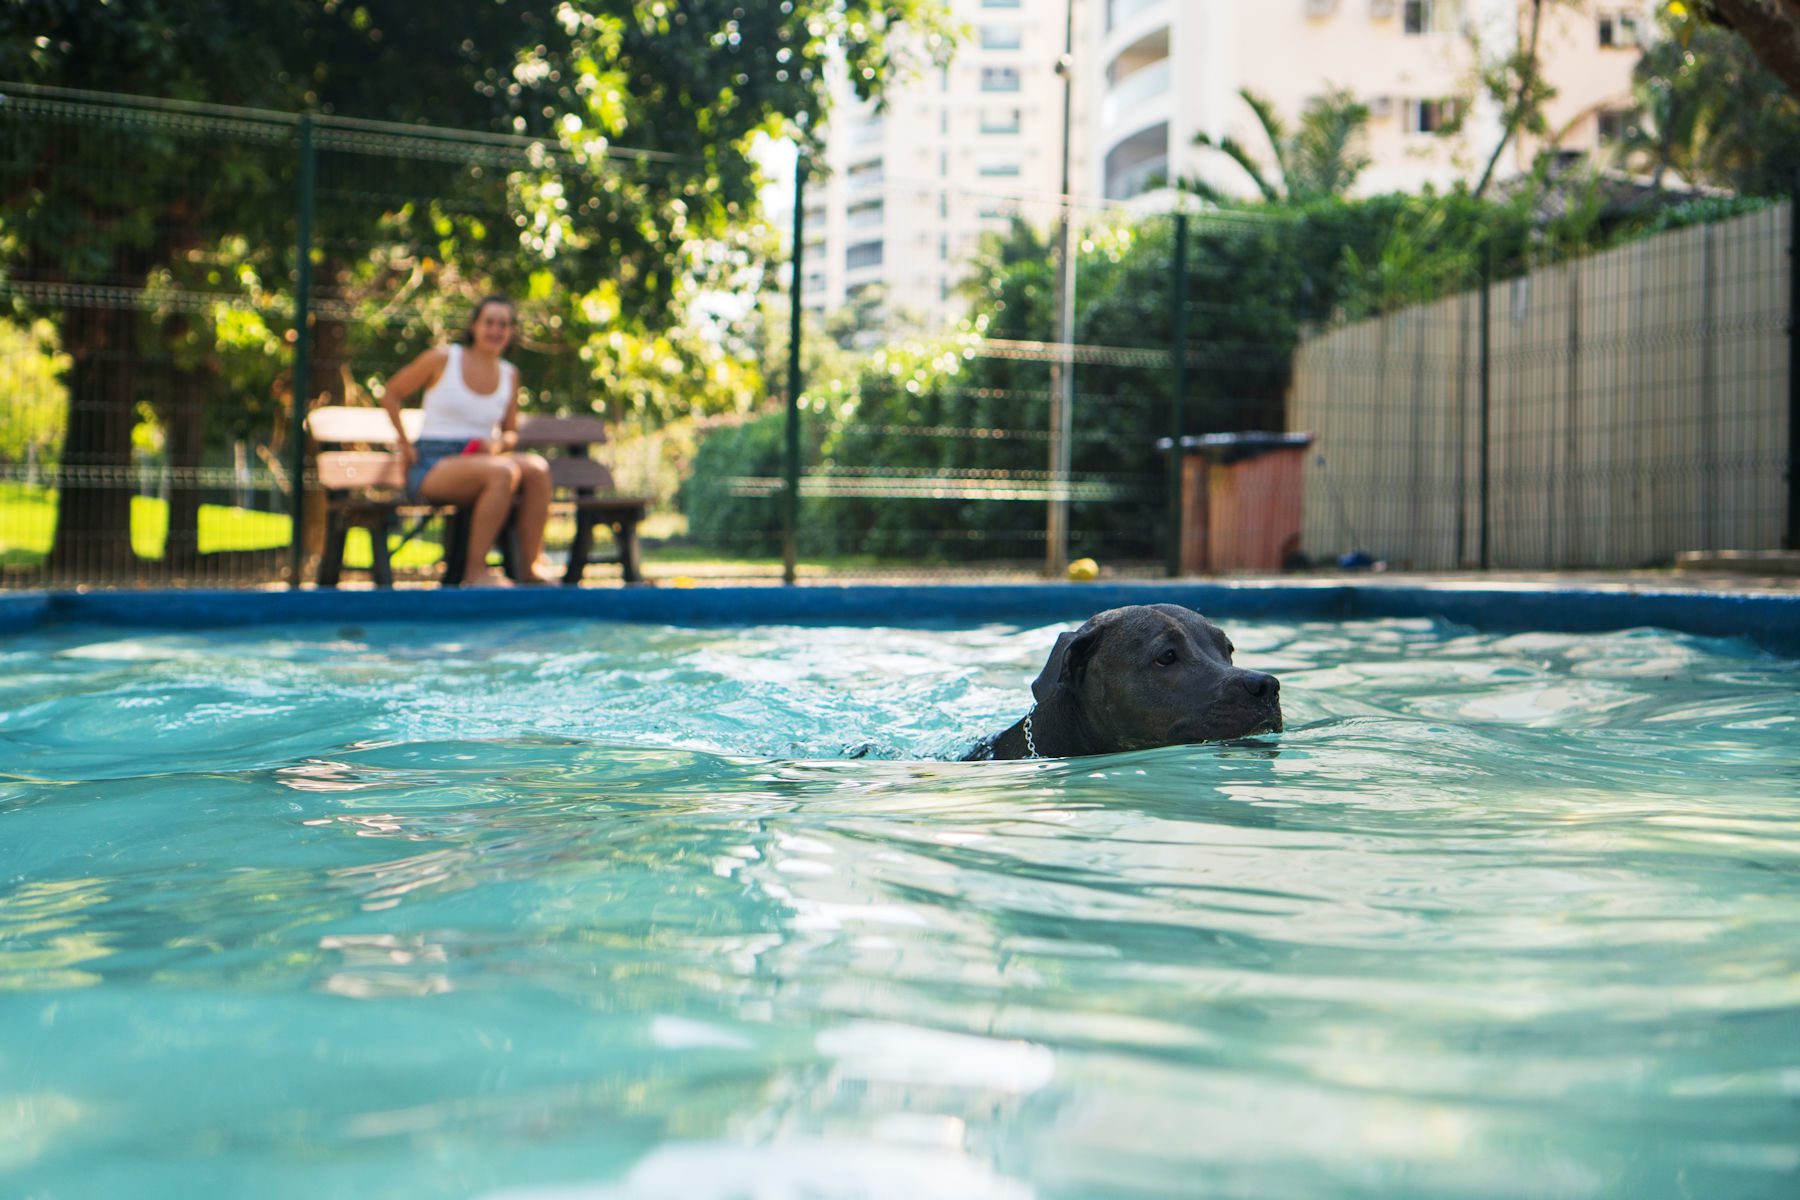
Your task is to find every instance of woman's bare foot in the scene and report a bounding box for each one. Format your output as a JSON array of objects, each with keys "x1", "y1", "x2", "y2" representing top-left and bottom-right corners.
[{"x1": 460, "y1": 568, "x2": 514, "y2": 589}]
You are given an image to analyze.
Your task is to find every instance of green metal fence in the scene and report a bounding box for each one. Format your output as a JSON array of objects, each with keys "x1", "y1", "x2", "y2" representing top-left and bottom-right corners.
[{"x1": 3, "y1": 83, "x2": 1795, "y2": 590}]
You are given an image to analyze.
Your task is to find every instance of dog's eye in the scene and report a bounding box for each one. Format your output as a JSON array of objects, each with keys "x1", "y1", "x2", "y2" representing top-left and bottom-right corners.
[
  {"x1": 1224, "y1": 641, "x2": 1235, "y2": 657},
  {"x1": 1154, "y1": 648, "x2": 1178, "y2": 667}
]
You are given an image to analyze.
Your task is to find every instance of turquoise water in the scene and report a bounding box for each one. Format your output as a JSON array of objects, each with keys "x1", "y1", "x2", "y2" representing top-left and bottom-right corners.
[{"x1": 2, "y1": 615, "x2": 1798, "y2": 1199}]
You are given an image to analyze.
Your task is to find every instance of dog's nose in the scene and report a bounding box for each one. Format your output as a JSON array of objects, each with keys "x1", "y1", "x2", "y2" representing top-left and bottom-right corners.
[{"x1": 1237, "y1": 671, "x2": 1279, "y2": 700}]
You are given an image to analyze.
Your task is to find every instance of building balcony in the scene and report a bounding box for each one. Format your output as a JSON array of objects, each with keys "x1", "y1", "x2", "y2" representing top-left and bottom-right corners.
[
  {"x1": 1103, "y1": 121, "x2": 1169, "y2": 201},
  {"x1": 1102, "y1": 0, "x2": 1171, "y2": 76},
  {"x1": 1100, "y1": 55, "x2": 1171, "y2": 134},
  {"x1": 1106, "y1": 0, "x2": 1167, "y2": 37}
]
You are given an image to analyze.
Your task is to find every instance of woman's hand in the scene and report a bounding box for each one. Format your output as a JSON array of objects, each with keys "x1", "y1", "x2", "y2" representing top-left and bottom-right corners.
[{"x1": 398, "y1": 440, "x2": 418, "y2": 469}]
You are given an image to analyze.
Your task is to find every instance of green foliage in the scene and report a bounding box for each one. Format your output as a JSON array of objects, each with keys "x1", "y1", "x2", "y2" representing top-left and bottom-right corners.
[
  {"x1": 1191, "y1": 87, "x2": 1371, "y2": 204},
  {"x1": 1628, "y1": 15, "x2": 1800, "y2": 195},
  {"x1": 678, "y1": 410, "x2": 792, "y2": 555},
  {"x1": 685, "y1": 182, "x2": 1743, "y2": 560},
  {"x1": 0, "y1": 320, "x2": 67, "y2": 465},
  {"x1": 0, "y1": 0, "x2": 954, "y2": 566}
]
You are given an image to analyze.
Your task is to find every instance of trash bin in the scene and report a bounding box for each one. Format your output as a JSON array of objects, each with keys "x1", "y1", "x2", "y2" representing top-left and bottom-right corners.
[{"x1": 1156, "y1": 432, "x2": 1314, "y2": 574}]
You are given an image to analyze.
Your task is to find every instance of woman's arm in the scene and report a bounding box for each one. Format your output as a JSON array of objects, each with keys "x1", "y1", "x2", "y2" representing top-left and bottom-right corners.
[{"x1": 377, "y1": 347, "x2": 447, "y2": 463}]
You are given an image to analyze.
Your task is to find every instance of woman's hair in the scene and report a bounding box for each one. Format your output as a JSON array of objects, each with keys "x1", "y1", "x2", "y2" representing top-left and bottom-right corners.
[{"x1": 458, "y1": 294, "x2": 517, "y2": 348}]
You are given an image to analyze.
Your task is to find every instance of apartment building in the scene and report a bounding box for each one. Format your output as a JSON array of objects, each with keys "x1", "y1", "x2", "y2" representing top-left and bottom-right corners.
[
  {"x1": 1092, "y1": 0, "x2": 1657, "y2": 201},
  {"x1": 796, "y1": 0, "x2": 1656, "y2": 329},
  {"x1": 797, "y1": 0, "x2": 1079, "y2": 329}
]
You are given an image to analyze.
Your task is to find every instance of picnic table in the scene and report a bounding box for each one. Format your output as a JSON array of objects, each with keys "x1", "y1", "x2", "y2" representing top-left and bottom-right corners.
[{"x1": 307, "y1": 406, "x2": 649, "y2": 588}]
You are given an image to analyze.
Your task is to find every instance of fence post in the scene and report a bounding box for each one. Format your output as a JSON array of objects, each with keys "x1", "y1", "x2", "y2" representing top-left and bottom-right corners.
[
  {"x1": 1788, "y1": 191, "x2": 1799, "y2": 551},
  {"x1": 1477, "y1": 236, "x2": 1492, "y2": 571},
  {"x1": 1166, "y1": 212, "x2": 1189, "y2": 578},
  {"x1": 783, "y1": 159, "x2": 807, "y2": 587},
  {"x1": 287, "y1": 113, "x2": 315, "y2": 589}
]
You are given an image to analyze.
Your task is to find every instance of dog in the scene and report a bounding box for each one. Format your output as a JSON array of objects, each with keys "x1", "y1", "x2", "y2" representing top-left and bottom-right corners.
[{"x1": 965, "y1": 604, "x2": 1281, "y2": 760}]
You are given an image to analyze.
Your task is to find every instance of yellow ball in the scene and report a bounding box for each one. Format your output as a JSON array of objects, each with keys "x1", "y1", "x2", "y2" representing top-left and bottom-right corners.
[
  {"x1": 1067, "y1": 557, "x2": 1100, "y2": 582},
  {"x1": 670, "y1": 575, "x2": 697, "y2": 589}
]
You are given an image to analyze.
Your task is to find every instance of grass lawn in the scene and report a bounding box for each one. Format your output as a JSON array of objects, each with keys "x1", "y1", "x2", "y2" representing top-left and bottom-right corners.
[
  {"x1": 0, "y1": 483, "x2": 991, "y2": 579},
  {"x1": 0, "y1": 482, "x2": 442, "y2": 570}
]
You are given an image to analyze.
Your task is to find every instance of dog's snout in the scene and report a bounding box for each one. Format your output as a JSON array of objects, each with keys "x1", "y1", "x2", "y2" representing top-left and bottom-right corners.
[{"x1": 1237, "y1": 671, "x2": 1279, "y2": 701}]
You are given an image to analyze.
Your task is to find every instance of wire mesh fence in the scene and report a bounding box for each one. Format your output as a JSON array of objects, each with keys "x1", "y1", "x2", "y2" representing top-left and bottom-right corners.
[{"x1": 1, "y1": 82, "x2": 1794, "y2": 590}]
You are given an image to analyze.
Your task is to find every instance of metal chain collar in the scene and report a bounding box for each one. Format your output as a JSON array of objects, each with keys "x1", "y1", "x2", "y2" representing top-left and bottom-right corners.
[{"x1": 1023, "y1": 703, "x2": 1039, "y2": 759}]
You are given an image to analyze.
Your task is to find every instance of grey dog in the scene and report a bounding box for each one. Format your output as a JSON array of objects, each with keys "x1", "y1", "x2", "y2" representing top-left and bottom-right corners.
[{"x1": 965, "y1": 604, "x2": 1282, "y2": 760}]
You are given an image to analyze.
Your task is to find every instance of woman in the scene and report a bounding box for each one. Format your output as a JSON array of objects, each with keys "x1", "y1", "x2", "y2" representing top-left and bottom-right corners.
[{"x1": 379, "y1": 296, "x2": 555, "y2": 586}]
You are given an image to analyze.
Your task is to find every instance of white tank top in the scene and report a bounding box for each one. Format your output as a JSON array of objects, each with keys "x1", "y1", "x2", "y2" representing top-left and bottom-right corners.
[{"x1": 416, "y1": 344, "x2": 515, "y2": 441}]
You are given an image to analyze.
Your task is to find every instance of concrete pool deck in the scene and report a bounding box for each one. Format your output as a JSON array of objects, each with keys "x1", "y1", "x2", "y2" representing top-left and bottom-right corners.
[{"x1": 1, "y1": 572, "x2": 1796, "y2": 656}]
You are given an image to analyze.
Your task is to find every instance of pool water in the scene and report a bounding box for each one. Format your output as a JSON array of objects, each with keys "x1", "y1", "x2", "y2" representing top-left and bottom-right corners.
[{"x1": 2, "y1": 615, "x2": 1797, "y2": 1199}]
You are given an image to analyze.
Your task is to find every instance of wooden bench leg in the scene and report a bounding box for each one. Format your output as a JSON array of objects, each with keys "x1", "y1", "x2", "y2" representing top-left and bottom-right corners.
[
  {"x1": 563, "y1": 510, "x2": 597, "y2": 586},
  {"x1": 615, "y1": 518, "x2": 643, "y2": 585},
  {"x1": 369, "y1": 509, "x2": 395, "y2": 589},
  {"x1": 318, "y1": 507, "x2": 348, "y2": 589},
  {"x1": 442, "y1": 507, "x2": 470, "y2": 587}
]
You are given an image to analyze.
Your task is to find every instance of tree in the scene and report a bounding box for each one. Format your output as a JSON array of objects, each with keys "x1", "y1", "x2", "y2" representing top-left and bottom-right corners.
[
  {"x1": 1470, "y1": 0, "x2": 1571, "y2": 199},
  {"x1": 0, "y1": 0, "x2": 953, "y2": 577},
  {"x1": 1191, "y1": 87, "x2": 1372, "y2": 203},
  {"x1": 0, "y1": 319, "x2": 68, "y2": 474},
  {"x1": 1697, "y1": 0, "x2": 1800, "y2": 98},
  {"x1": 1628, "y1": 12, "x2": 1800, "y2": 194}
]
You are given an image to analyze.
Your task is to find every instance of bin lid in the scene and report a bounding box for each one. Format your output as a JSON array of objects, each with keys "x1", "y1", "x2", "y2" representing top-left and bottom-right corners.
[{"x1": 1154, "y1": 431, "x2": 1315, "y2": 463}]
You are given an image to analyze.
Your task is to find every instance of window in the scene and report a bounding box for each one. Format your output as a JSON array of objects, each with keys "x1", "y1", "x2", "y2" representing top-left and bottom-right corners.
[
  {"x1": 1403, "y1": 0, "x2": 1459, "y2": 34},
  {"x1": 1596, "y1": 108, "x2": 1636, "y2": 143},
  {"x1": 1407, "y1": 98, "x2": 1461, "y2": 134},
  {"x1": 847, "y1": 158, "x2": 884, "y2": 186},
  {"x1": 981, "y1": 23, "x2": 1022, "y2": 50},
  {"x1": 847, "y1": 199, "x2": 884, "y2": 230},
  {"x1": 982, "y1": 0, "x2": 1021, "y2": 7},
  {"x1": 846, "y1": 240, "x2": 884, "y2": 271},
  {"x1": 981, "y1": 108, "x2": 1022, "y2": 134},
  {"x1": 1598, "y1": 12, "x2": 1640, "y2": 48},
  {"x1": 981, "y1": 66, "x2": 1022, "y2": 93},
  {"x1": 978, "y1": 161, "x2": 1022, "y2": 177}
]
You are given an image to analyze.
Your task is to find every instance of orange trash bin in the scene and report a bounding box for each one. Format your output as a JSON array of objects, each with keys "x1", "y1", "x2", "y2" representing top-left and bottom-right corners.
[{"x1": 1163, "y1": 433, "x2": 1313, "y2": 575}]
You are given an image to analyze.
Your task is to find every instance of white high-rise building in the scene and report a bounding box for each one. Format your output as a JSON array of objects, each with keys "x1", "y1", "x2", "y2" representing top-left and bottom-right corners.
[
  {"x1": 1090, "y1": 0, "x2": 1657, "y2": 202},
  {"x1": 797, "y1": 1, "x2": 1657, "y2": 330},
  {"x1": 798, "y1": 0, "x2": 1079, "y2": 331}
]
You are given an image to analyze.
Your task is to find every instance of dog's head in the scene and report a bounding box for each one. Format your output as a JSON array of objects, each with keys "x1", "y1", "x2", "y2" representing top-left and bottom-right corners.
[{"x1": 1030, "y1": 604, "x2": 1281, "y2": 754}]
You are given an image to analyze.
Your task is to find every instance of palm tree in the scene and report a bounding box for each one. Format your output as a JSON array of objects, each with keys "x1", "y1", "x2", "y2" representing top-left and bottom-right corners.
[{"x1": 1190, "y1": 86, "x2": 1371, "y2": 204}]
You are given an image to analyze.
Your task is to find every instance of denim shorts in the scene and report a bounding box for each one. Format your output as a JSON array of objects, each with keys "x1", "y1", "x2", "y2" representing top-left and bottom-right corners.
[{"x1": 407, "y1": 438, "x2": 471, "y2": 498}]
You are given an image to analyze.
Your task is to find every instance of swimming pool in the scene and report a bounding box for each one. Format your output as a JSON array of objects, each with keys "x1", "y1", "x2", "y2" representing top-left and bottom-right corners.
[{"x1": 3, "y1": 605, "x2": 1797, "y2": 1198}]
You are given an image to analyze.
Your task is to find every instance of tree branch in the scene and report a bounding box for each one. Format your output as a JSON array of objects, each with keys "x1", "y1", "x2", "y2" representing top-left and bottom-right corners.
[{"x1": 1474, "y1": 0, "x2": 1546, "y2": 199}]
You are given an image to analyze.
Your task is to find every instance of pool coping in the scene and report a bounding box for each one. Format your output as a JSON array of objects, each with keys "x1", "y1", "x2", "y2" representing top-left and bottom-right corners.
[{"x1": 2, "y1": 581, "x2": 1797, "y2": 656}]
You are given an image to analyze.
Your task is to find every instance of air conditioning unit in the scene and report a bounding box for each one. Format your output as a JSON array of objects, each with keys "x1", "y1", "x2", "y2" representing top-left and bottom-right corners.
[
  {"x1": 1305, "y1": 0, "x2": 1339, "y2": 18},
  {"x1": 1369, "y1": 0, "x2": 1396, "y2": 18},
  {"x1": 1368, "y1": 94, "x2": 1396, "y2": 119}
]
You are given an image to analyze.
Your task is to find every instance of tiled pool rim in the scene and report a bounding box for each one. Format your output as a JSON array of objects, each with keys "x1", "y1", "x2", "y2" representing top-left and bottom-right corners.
[{"x1": 2, "y1": 582, "x2": 1796, "y2": 657}]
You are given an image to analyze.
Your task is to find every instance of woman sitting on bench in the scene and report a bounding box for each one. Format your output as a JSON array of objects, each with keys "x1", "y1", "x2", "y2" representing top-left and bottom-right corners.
[{"x1": 378, "y1": 295, "x2": 555, "y2": 586}]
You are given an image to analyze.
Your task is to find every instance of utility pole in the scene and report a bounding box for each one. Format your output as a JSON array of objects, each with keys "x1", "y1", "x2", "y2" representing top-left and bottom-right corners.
[{"x1": 1045, "y1": 0, "x2": 1077, "y2": 577}]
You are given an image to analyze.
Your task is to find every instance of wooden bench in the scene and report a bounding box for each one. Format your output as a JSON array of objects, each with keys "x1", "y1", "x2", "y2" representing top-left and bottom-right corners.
[
  {"x1": 307, "y1": 407, "x2": 649, "y2": 587},
  {"x1": 515, "y1": 415, "x2": 650, "y2": 585}
]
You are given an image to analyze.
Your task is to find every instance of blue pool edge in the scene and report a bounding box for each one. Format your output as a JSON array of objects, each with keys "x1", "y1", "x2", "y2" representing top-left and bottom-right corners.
[{"x1": 2, "y1": 582, "x2": 1796, "y2": 656}]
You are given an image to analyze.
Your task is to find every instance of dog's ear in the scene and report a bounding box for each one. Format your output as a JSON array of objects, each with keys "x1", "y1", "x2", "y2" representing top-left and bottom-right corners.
[{"x1": 1032, "y1": 625, "x2": 1103, "y2": 704}]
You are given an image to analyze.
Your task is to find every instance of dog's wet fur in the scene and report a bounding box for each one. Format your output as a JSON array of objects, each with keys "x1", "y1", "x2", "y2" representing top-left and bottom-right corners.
[{"x1": 966, "y1": 604, "x2": 1281, "y2": 760}]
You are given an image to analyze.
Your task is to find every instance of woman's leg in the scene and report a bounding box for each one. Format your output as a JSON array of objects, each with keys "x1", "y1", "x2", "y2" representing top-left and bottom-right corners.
[
  {"x1": 419, "y1": 456, "x2": 523, "y2": 584},
  {"x1": 508, "y1": 453, "x2": 555, "y2": 582}
]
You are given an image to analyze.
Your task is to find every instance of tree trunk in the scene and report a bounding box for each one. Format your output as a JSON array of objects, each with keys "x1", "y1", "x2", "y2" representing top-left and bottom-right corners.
[
  {"x1": 158, "y1": 362, "x2": 210, "y2": 572},
  {"x1": 1707, "y1": 0, "x2": 1800, "y2": 97},
  {"x1": 46, "y1": 303, "x2": 140, "y2": 578},
  {"x1": 1473, "y1": 0, "x2": 1546, "y2": 199}
]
